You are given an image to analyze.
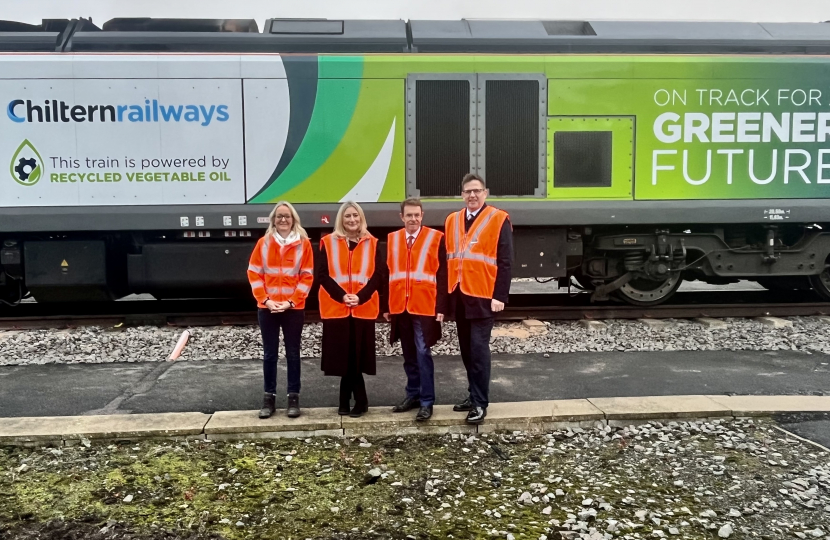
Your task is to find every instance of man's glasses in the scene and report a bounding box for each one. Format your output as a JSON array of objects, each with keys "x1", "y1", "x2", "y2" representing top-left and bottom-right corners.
[
  {"x1": 274, "y1": 214, "x2": 292, "y2": 221},
  {"x1": 462, "y1": 188, "x2": 485, "y2": 196}
]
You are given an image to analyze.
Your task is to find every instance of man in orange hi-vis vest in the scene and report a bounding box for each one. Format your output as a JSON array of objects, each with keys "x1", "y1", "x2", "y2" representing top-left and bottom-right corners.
[
  {"x1": 445, "y1": 173, "x2": 513, "y2": 425},
  {"x1": 383, "y1": 198, "x2": 447, "y2": 421}
]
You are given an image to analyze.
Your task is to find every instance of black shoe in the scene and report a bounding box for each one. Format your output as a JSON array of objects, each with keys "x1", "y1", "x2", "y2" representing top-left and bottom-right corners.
[
  {"x1": 286, "y1": 393, "x2": 300, "y2": 418},
  {"x1": 338, "y1": 404, "x2": 350, "y2": 415},
  {"x1": 415, "y1": 405, "x2": 433, "y2": 422},
  {"x1": 392, "y1": 397, "x2": 420, "y2": 413},
  {"x1": 453, "y1": 397, "x2": 473, "y2": 412},
  {"x1": 466, "y1": 406, "x2": 486, "y2": 425},
  {"x1": 258, "y1": 392, "x2": 276, "y2": 419},
  {"x1": 349, "y1": 403, "x2": 368, "y2": 418}
]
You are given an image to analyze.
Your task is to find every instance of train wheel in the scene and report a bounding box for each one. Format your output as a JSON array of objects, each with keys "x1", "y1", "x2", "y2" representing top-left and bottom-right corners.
[
  {"x1": 614, "y1": 273, "x2": 682, "y2": 306},
  {"x1": 808, "y1": 268, "x2": 830, "y2": 301}
]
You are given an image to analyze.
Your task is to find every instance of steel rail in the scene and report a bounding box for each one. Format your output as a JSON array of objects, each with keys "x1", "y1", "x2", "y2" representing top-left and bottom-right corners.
[{"x1": 1, "y1": 301, "x2": 829, "y2": 329}]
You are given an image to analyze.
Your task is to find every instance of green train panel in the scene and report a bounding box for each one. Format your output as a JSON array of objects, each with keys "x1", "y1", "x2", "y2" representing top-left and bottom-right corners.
[{"x1": 248, "y1": 54, "x2": 830, "y2": 204}]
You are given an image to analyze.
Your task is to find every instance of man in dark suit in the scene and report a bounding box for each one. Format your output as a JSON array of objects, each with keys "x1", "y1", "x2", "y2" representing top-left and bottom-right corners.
[
  {"x1": 444, "y1": 173, "x2": 512, "y2": 424},
  {"x1": 384, "y1": 198, "x2": 447, "y2": 421}
]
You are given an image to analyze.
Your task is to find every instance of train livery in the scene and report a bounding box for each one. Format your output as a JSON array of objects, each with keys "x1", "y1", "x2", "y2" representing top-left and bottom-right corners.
[{"x1": 3, "y1": 17, "x2": 830, "y2": 306}]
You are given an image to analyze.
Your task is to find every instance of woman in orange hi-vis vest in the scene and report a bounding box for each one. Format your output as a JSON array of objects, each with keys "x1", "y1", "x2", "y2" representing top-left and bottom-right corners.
[
  {"x1": 247, "y1": 201, "x2": 314, "y2": 420},
  {"x1": 317, "y1": 201, "x2": 382, "y2": 417}
]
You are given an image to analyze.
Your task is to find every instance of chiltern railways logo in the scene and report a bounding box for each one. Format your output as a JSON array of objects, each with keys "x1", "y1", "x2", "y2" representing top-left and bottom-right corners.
[{"x1": 9, "y1": 139, "x2": 43, "y2": 186}]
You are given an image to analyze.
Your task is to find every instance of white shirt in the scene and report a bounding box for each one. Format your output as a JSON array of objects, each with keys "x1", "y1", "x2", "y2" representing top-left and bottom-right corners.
[
  {"x1": 466, "y1": 207, "x2": 483, "y2": 220},
  {"x1": 405, "y1": 227, "x2": 421, "y2": 246}
]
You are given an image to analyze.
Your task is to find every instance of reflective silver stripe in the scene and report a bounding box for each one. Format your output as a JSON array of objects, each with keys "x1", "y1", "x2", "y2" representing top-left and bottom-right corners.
[
  {"x1": 328, "y1": 236, "x2": 347, "y2": 284},
  {"x1": 449, "y1": 210, "x2": 463, "y2": 259},
  {"x1": 389, "y1": 231, "x2": 403, "y2": 282},
  {"x1": 391, "y1": 231, "x2": 401, "y2": 277},
  {"x1": 414, "y1": 229, "x2": 437, "y2": 276},
  {"x1": 292, "y1": 243, "x2": 303, "y2": 275},
  {"x1": 468, "y1": 207, "x2": 497, "y2": 246},
  {"x1": 260, "y1": 236, "x2": 271, "y2": 275},
  {"x1": 250, "y1": 280, "x2": 264, "y2": 289},
  {"x1": 361, "y1": 238, "x2": 371, "y2": 277},
  {"x1": 461, "y1": 252, "x2": 497, "y2": 265},
  {"x1": 351, "y1": 237, "x2": 371, "y2": 285},
  {"x1": 410, "y1": 272, "x2": 436, "y2": 283},
  {"x1": 248, "y1": 264, "x2": 263, "y2": 274},
  {"x1": 296, "y1": 282, "x2": 310, "y2": 293},
  {"x1": 456, "y1": 207, "x2": 499, "y2": 264},
  {"x1": 300, "y1": 268, "x2": 313, "y2": 275},
  {"x1": 266, "y1": 286, "x2": 295, "y2": 296}
]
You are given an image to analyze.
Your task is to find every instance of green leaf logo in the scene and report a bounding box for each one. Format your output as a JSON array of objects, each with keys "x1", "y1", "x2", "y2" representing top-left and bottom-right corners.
[{"x1": 10, "y1": 139, "x2": 44, "y2": 186}]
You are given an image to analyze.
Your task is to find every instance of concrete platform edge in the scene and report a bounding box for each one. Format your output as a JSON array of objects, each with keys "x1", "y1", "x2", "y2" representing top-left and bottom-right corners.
[{"x1": 2, "y1": 395, "x2": 830, "y2": 447}]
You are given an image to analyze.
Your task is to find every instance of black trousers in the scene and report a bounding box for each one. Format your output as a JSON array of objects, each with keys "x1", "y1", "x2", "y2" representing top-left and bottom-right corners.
[
  {"x1": 455, "y1": 301, "x2": 495, "y2": 409},
  {"x1": 340, "y1": 317, "x2": 368, "y2": 408}
]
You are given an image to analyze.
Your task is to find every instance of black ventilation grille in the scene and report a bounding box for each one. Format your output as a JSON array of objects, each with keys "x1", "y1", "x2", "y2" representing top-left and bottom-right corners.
[
  {"x1": 485, "y1": 80, "x2": 539, "y2": 196},
  {"x1": 416, "y1": 80, "x2": 470, "y2": 197},
  {"x1": 553, "y1": 131, "x2": 612, "y2": 188}
]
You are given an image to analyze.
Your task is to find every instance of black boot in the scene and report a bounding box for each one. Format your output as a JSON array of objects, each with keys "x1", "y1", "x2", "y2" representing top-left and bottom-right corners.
[
  {"x1": 258, "y1": 392, "x2": 276, "y2": 419},
  {"x1": 338, "y1": 379, "x2": 351, "y2": 415},
  {"x1": 349, "y1": 401, "x2": 368, "y2": 418},
  {"x1": 287, "y1": 393, "x2": 300, "y2": 418}
]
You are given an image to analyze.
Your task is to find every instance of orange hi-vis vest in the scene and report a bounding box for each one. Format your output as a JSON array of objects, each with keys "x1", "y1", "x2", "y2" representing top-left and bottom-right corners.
[
  {"x1": 319, "y1": 233, "x2": 379, "y2": 320},
  {"x1": 247, "y1": 235, "x2": 314, "y2": 309},
  {"x1": 445, "y1": 206, "x2": 508, "y2": 299},
  {"x1": 387, "y1": 227, "x2": 443, "y2": 316}
]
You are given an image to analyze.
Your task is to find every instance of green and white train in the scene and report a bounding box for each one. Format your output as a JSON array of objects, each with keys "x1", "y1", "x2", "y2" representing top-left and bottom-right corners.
[{"x1": 2, "y1": 16, "x2": 830, "y2": 306}]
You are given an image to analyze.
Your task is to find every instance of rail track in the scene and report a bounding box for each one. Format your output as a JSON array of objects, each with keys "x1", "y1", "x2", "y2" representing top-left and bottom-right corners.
[{"x1": 0, "y1": 290, "x2": 829, "y2": 329}]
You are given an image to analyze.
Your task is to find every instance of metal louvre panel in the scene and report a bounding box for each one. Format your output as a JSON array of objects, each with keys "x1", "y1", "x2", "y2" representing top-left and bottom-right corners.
[
  {"x1": 484, "y1": 80, "x2": 539, "y2": 196},
  {"x1": 415, "y1": 79, "x2": 470, "y2": 197}
]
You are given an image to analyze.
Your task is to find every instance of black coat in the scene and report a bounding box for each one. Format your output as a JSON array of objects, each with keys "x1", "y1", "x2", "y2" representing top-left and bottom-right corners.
[
  {"x1": 448, "y1": 204, "x2": 513, "y2": 320},
  {"x1": 316, "y1": 238, "x2": 382, "y2": 377}
]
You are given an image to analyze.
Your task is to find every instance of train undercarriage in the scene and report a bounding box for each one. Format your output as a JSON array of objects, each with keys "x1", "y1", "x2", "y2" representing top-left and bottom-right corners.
[
  {"x1": 1, "y1": 222, "x2": 830, "y2": 308},
  {"x1": 567, "y1": 223, "x2": 830, "y2": 306}
]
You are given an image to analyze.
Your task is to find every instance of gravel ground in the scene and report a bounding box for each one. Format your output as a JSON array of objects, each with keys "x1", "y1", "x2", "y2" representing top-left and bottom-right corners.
[
  {"x1": 1, "y1": 419, "x2": 828, "y2": 539},
  {"x1": 2, "y1": 316, "x2": 830, "y2": 366}
]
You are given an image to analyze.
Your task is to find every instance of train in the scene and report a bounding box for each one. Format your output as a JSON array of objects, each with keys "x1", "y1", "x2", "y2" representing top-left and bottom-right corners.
[{"x1": 2, "y1": 16, "x2": 830, "y2": 307}]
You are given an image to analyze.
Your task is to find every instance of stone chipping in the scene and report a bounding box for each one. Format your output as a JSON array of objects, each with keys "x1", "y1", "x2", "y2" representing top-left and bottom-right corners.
[
  {"x1": 2, "y1": 316, "x2": 830, "y2": 365},
  {"x1": 1, "y1": 418, "x2": 828, "y2": 539}
]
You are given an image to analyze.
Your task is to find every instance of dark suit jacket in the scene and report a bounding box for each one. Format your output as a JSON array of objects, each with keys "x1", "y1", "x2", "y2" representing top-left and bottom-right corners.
[
  {"x1": 385, "y1": 230, "x2": 448, "y2": 348},
  {"x1": 447, "y1": 203, "x2": 513, "y2": 320}
]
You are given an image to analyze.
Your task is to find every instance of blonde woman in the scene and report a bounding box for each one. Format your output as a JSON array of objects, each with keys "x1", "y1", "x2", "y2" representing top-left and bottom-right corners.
[
  {"x1": 316, "y1": 201, "x2": 382, "y2": 417},
  {"x1": 247, "y1": 201, "x2": 313, "y2": 419}
]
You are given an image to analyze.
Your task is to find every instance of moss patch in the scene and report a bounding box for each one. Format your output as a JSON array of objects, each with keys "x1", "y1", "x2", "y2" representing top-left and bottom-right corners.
[{"x1": 0, "y1": 420, "x2": 827, "y2": 539}]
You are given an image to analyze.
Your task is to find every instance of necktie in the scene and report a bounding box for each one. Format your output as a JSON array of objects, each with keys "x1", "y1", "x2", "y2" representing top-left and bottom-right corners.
[{"x1": 407, "y1": 235, "x2": 414, "y2": 249}]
